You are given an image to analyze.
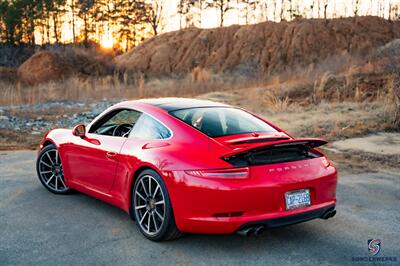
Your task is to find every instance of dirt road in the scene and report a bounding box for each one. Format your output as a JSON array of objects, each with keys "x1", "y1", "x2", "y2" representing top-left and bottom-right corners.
[{"x1": 0, "y1": 150, "x2": 399, "y2": 265}]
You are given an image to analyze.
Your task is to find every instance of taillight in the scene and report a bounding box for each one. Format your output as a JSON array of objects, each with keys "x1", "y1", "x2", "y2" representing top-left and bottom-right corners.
[
  {"x1": 185, "y1": 167, "x2": 249, "y2": 179},
  {"x1": 321, "y1": 157, "x2": 331, "y2": 167}
]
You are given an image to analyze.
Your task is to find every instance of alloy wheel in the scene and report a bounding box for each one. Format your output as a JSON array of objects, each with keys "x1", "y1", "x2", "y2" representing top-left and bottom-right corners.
[
  {"x1": 134, "y1": 175, "x2": 166, "y2": 236},
  {"x1": 38, "y1": 148, "x2": 69, "y2": 193}
]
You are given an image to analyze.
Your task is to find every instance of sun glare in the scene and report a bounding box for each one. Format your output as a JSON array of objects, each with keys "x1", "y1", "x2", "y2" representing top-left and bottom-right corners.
[{"x1": 100, "y1": 35, "x2": 114, "y2": 49}]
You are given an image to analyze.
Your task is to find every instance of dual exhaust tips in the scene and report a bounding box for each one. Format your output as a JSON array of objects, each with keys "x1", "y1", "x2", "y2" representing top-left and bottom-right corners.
[
  {"x1": 237, "y1": 225, "x2": 265, "y2": 237},
  {"x1": 237, "y1": 209, "x2": 336, "y2": 237},
  {"x1": 321, "y1": 209, "x2": 336, "y2": 220}
]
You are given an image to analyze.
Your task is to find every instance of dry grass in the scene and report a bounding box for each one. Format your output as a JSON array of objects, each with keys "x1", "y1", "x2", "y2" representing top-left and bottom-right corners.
[
  {"x1": 0, "y1": 71, "x2": 263, "y2": 105},
  {"x1": 0, "y1": 129, "x2": 39, "y2": 150},
  {"x1": 191, "y1": 67, "x2": 211, "y2": 83}
]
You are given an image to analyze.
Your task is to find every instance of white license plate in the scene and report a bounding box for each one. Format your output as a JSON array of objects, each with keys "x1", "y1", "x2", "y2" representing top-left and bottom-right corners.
[{"x1": 285, "y1": 189, "x2": 311, "y2": 210}]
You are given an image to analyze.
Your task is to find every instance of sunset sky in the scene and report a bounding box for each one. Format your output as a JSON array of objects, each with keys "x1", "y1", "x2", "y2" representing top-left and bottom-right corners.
[
  {"x1": 32, "y1": 0, "x2": 400, "y2": 48},
  {"x1": 163, "y1": 0, "x2": 400, "y2": 31}
]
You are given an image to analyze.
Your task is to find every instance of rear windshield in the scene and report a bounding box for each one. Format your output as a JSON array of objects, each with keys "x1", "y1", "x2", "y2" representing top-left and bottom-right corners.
[{"x1": 170, "y1": 107, "x2": 278, "y2": 137}]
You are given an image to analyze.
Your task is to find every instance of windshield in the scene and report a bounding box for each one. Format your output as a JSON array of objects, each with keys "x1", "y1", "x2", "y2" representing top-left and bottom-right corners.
[{"x1": 170, "y1": 107, "x2": 278, "y2": 137}]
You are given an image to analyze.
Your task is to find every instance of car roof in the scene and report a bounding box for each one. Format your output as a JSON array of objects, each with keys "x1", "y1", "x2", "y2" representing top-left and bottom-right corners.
[{"x1": 127, "y1": 97, "x2": 230, "y2": 112}]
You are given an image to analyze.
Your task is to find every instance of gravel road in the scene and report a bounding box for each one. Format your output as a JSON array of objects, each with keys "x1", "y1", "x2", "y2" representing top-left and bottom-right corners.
[{"x1": 0, "y1": 150, "x2": 399, "y2": 265}]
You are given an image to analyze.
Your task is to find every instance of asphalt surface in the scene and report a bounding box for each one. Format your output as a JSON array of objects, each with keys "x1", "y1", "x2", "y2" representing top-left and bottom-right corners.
[{"x1": 0, "y1": 150, "x2": 399, "y2": 265}]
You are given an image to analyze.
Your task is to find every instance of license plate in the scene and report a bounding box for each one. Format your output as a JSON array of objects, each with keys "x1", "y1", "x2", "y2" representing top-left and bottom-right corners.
[{"x1": 285, "y1": 189, "x2": 311, "y2": 210}]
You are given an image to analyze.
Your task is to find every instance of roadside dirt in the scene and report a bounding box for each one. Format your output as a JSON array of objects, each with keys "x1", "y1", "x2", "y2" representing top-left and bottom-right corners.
[{"x1": 332, "y1": 133, "x2": 400, "y2": 155}]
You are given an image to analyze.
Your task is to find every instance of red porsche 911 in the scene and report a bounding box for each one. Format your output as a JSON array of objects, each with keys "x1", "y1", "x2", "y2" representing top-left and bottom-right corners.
[{"x1": 36, "y1": 98, "x2": 337, "y2": 241}]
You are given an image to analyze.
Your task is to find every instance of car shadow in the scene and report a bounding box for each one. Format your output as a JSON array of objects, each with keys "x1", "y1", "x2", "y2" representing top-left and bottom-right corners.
[{"x1": 24, "y1": 184, "x2": 359, "y2": 265}]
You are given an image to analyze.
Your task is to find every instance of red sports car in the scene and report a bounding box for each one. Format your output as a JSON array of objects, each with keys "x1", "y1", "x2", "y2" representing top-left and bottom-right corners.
[{"x1": 36, "y1": 98, "x2": 337, "y2": 241}]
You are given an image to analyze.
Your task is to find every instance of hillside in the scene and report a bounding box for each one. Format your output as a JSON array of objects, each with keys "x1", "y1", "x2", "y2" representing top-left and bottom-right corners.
[{"x1": 115, "y1": 16, "x2": 400, "y2": 77}]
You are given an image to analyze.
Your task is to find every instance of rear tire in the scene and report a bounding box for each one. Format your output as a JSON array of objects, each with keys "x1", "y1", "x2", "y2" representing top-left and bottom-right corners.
[
  {"x1": 36, "y1": 144, "x2": 70, "y2": 194},
  {"x1": 132, "y1": 169, "x2": 183, "y2": 241}
]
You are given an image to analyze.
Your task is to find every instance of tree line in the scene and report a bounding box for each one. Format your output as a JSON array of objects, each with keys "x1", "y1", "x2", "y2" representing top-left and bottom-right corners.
[
  {"x1": 177, "y1": 0, "x2": 400, "y2": 28},
  {"x1": 1, "y1": 0, "x2": 400, "y2": 50},
  {"x1": 0, "y1": 0, "x2": 164, "y2": 50}
]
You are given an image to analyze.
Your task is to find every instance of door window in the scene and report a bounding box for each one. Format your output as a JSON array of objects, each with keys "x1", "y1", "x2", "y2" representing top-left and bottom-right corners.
[{"x1": 89, "y1": 109, "x2": 142, "y2": 137}]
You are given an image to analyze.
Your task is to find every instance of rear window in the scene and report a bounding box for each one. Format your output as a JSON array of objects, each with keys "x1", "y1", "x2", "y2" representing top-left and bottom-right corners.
[
  {"x1": 170, "y1": 107, "x2": 277, "y2": 137},
  {"x1": 130, "y1": 114, "x2": 171, "y2": 140}
]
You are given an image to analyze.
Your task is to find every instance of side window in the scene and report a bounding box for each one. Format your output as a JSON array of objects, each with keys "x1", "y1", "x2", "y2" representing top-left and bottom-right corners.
[
  {"x1": 103, "y1": 110, "x2": 141, "y2": 128},
  {"x1": 89, "y1": 109, "x2": 142, "y2": 137},
  {"x1": 130, "y1": 114, "x2": 171, "y2": 140}
]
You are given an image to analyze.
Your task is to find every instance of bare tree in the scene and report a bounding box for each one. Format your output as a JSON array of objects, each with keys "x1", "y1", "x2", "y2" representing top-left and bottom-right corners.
[
  {"x1": 309, "y1": 0, "x2": 315, "y2": 18},
  {"x1": 262, "y1": 0, "x2": 268, "y2": 21},
  {"x1": 77, "y1": 0, "x2": 95, "y2": 45},
  {"x1": 317, "y1": 0, "x2": 321, "y2": 18},
  {"x1": 177, "y1": 0, "x2": 190, "y2": 29},
  {"x1": 323, "y1": 0, "x2": 329, "y2": 19},
  {"x1": 352, "y1": 0, "x2": 360, "y2": 17},
  {"x1": 147, "y1": 0, "x2": 163, "y2": 36},
  {"x1": 69, "y1": 0, "x2": 77, "y2": 43},
  {"x1": 239, "y1": 0, "x2": 258, "y2": 24},
  {"x1": 287, "y1": 0, "x2": 301, "y2": 20},
  {"x1": 206, "y1": 0, "x2": 232, "y2": 26},
  {"x1": 280, "y1": 0, "x2": 285, "y2": 21},
  {"x1": 288, "y1": 0, "x2": 293, "y2": 20},
  {"x1": 272, "y1": 0, "x2": 277, "y2": 21},
  {"x1": 194, "y1": 0, "x2": 204, "y2": 27}
]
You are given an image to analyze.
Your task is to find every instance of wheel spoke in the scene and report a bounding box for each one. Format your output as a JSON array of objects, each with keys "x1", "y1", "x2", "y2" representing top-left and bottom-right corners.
[
  {"x1": 55, "y1": 175, "x2": 58, "y2": 190},
  {"x1": 155, "y1": 200, "x2": 164, "y2": 205},
  {"x1": 40, "y1": 160, "x2": 52, "y2": 168},
  {"x1": 135, "y1": 204, "x2": 147, "y2": 210},
  {"x1": 148, "y1": 177, "x2": 152, "y2": 197},
  {"x1": 59, "y1": 177, "x2": 66, "y2": 189},
  {"x1": 155, "y1": 209, "x2": 164, "y2": 221},
  {"x1": 136, "y1": 191, "x2": 146, "y2": 201},
  {"x1": 141, "y1": 179, "x2": 149, "y2": 197},
  {"x1": 147, "y1": 213, "x2": 151, "y2": 232},
  {"x1": 153, "y1": 185, "x2": 159, "y2": 198},
  {"x1": 152, "y1": 213, "x2": 158, "y2": 231},
  {"x1": 41, "y1": 170, "x2": 52, "y2": 174},
  {"x1": 46, "y1": 174, "x2": 55, "y2": 185},
  {"x1": 46, "y1": 152, "x2": 54, "y2": 165},
  {"x1": 139, "y1": 211, "x2": 148, "y2": 225}
]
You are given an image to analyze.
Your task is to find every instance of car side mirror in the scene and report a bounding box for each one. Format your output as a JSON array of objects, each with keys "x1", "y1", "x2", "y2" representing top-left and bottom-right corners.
[{"x1": 72, "y1": 124, "x2": 86, "y2": 138}]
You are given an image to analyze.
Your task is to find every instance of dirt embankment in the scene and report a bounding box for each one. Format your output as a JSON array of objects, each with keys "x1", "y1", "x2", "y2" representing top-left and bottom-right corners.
[
  {"x1": 0, "y1": 67, "x2": 17, "y2": 83},
  {"x1": 115, "y1": 16, "x2": 400, "y2": 77},
  {"x1": 17, "y1": 51, "x2": 71, "y2": 85},
  {"x1": 6, "y1": 48, "x2": 114, "y2": 85}
]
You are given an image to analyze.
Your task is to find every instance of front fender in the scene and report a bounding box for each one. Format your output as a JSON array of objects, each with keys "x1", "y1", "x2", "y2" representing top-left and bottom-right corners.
[{"x1": 39, "y1": 128, "x2": 73, "y2": 151}]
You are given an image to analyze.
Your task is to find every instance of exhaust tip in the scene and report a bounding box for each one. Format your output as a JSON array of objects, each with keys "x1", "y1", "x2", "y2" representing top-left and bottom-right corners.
[
  {"x1": 237, "y1": 227, "x2": 255, "y2": 237},
  {"x1": 254, "y1": 226, "x2": 265, "y2": 236},
  {"x1": 322, "y1": 209, "x2": 337, "y2": 219},
  {"x1": 237, "y1": 225, "x2": 265, "y2": 237}
]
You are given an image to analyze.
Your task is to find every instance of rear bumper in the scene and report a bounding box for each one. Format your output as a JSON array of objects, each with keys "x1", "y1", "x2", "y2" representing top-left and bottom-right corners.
[
  {"x1": 174, "y1": 201, "x2": 336, "y2": 234},
  {"x1": 237, "y1": 204, "x2": 336, "y2": 231}
]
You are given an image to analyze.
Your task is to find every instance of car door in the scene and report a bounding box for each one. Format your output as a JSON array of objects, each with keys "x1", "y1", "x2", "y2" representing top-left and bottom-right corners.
[
  {"x1": 118, "y1": 113, "x2": 173, "y2": 174},
  {"x1": 63, "y1": 108, "x2": 141, "y2": 193}
]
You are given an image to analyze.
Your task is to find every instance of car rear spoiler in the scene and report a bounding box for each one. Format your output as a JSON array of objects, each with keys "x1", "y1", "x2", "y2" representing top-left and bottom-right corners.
[{"x1": 221, "y1": 138, "x2": 328, "y2": 158}]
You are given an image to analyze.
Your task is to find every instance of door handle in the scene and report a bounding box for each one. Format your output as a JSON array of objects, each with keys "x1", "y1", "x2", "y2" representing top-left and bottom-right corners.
[{"x1": 106, "y1": 151, "x2": 117, "y2": 159}]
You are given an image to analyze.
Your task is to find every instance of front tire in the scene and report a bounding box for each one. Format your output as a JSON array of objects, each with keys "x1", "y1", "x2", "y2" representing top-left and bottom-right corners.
[
  {"x1": 132, "y1": 169, "x2": 182, "y2": 241},
  {"x1": 36, "y1": 144, "x2": 70, "y2": 194}
]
